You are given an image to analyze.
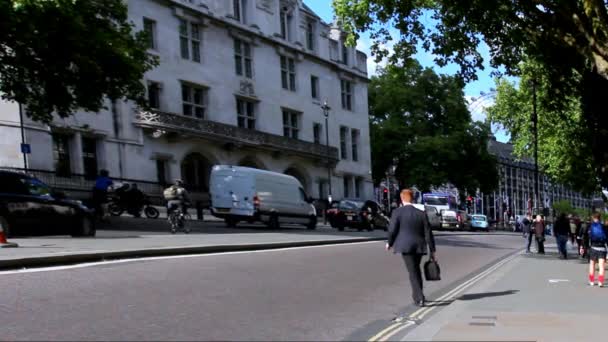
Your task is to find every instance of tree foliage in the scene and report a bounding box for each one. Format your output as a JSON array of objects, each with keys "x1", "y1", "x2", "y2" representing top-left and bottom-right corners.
[
  {"x1": 370, "y1": 62, "x2": 498, "y2": 197},
  {"x1": 333, "y1": 0, "x2": 608, "y2": 188},
  {"x1": 486, "y1": 60, "x2": 599, "y2": 195},
  {"x1": 0, "y1": 0, "x2": 158, "y2": 123}
]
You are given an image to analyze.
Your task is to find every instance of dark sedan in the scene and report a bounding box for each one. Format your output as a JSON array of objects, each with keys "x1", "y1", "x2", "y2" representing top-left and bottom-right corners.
[
  {"x1": 0, "y1": 170, "x2": 96, "y2": 237},
  {"x1": 326, "y1": 199, "x2": 387, "y2": 231}
]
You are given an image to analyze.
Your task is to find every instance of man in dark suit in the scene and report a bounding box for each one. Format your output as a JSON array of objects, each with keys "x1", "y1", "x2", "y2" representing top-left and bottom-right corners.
[{"x1": 387, "y1": 189, "x2": 437, "y2": 307}]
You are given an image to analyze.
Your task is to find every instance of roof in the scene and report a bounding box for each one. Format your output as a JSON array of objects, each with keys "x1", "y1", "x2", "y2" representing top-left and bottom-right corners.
[
  {"x1": 487, "y1": 139, "x2": 534, "y2": 167},
  {"x1": 211, "y1": 165, "x2": 299, "y2": 182}
]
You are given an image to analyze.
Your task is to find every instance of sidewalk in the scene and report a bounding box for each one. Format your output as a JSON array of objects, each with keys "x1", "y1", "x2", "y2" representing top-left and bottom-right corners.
[
  {"x1": 403, "y1": 242, "x2": 607, "y2": 341},
  {"x1": 0, "y1": 216, "x2": 384, "y2": 270}
]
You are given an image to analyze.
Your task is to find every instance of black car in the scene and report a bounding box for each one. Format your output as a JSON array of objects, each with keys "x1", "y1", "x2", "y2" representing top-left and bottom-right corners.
[
  {"x1": 326, "y1": 199, "x2": 387, "y2": 231},
  {"x1": 0, "y1": 171, "x2": 96, "y2": 237}
]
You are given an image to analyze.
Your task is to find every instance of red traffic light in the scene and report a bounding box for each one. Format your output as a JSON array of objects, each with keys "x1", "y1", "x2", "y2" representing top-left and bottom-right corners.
[
  {"x1": 467, "y1": 196, "x2": 473, "y2": 201},
  {"x1": 383, "y1": 188, "x2": 388, "y2": 193}
]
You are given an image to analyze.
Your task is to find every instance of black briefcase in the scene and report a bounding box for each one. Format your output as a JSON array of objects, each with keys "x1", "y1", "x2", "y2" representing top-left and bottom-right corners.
[{"x1": 424, "y1": 259, "x2": 441, "y2": 281}]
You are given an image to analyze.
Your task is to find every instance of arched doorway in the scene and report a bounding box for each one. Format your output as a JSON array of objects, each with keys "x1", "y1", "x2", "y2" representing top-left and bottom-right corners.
[
  {"x1": 181, "y1": 153, "x2": 213, "y2": 192},
  {"x1": 284, "y1": 167, "x2": 309, "y2": 194},
  {"x1": 238, "y1": 157, "x2": 266, "y2": 170}
]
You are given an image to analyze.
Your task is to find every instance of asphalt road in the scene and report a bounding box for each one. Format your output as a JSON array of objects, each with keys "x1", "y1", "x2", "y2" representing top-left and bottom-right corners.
[{"x1": 0, "y1": 232, "x2": 523, "y2": 341}]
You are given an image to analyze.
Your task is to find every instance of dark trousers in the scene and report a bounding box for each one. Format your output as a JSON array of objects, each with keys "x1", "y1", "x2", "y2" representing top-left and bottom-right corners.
[
  {"x1": 536, "y1": 236, "x2": 545, "y2": 254},
  {"x1": 526, "y1": 232, "x2": 534, "y2": 251},
  {"x1": 556, "y1": 234, "x2": 568, "y2": 257},
  {"x1": 402, "y1": 253, "x2": 424, "y2": 303}
]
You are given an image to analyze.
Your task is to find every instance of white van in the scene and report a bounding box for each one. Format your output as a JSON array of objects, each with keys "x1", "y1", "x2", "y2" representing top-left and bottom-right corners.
[{"x1": 209, "y1": 165, "x2": 317, "y2": 229}]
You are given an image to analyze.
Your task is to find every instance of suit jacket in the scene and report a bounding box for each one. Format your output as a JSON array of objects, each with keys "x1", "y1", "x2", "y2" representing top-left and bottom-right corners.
[{"x1": 387, "y1": 204, "x2": 436, "y2": 255}]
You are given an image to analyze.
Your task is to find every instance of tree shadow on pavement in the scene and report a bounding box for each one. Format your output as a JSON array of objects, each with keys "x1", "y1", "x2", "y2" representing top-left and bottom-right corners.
[
  {"x1": 457, "y1": 290, "x2": 519, "y2": 301},
  {"x1": 435, "y1": 236, "x2": 518, "y2": 250}
]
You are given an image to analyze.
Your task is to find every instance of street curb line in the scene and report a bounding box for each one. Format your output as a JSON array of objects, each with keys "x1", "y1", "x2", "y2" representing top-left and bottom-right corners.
[{"x1": 0, "y1": 237, "x2": 386, "y2": 271}]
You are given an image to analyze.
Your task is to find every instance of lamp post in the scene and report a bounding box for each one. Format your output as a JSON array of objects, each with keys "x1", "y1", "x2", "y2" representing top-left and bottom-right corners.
[
  {"x1": 18, "y1": 103, "x2": 28, "y2": 171},
  {"x1": 321, "y1": 100, "x2": 332, "y2": 204},
  {"x1": 530, "y1": 78, "x2": 539, "y2": 213}
]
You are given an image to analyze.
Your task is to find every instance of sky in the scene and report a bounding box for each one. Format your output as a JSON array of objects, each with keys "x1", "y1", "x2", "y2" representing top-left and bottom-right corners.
[{"x1": 304, "y1": 0, "x2": 511, "y2": 142}]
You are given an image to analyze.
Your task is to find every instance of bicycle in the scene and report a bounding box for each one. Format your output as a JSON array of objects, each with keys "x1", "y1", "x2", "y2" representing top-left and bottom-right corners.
[{"x1": 167, "y1": 205, "x2": 191, "y2": 234}]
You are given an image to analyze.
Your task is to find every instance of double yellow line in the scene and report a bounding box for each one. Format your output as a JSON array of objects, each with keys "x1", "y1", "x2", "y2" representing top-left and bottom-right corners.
[{"x1": 368, "y1": 251, "x2": 522, "y2": 341}]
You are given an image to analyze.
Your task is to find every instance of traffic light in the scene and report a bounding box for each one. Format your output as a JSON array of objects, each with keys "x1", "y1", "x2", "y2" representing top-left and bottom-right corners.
[{"x1": 383, "y1": 188, "x2": 388, "y2": 199}]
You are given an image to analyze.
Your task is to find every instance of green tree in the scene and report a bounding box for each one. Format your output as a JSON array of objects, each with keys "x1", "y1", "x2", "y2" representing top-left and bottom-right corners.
[
  {"x1": 552, "y1": 200, "x2": 574, "y2": 216},
  {"x1": 370, "y1": 62, "x2": 498, "y2": 197},
  {"x1": 486, "y1": 60, "x2": 599, "y2": 194},
  {"x1": 0, "y1": 0, "x2": 158, "y2": 123},
  {"x1": 333, "y1": 0, "x2": 608, "y2": 188}
]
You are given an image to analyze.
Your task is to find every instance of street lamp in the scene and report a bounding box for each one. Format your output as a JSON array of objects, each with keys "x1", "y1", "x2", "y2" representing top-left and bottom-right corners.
[
  {"x1": 529, "y1": 78, "x2": 539, "y2": 213},
  {"x1": 321, "y1": 100, "x2": 332, "y2": 204}
]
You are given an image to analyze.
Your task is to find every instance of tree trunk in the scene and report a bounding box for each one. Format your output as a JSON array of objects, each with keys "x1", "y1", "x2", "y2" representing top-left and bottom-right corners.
[{"x1": 581, "y1": 69, "x2": 608, "y2": 188}]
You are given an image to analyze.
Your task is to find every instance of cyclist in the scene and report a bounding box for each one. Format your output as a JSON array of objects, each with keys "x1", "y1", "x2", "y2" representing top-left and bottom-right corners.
[{"x1": 163, "y1": 179, "x2": 190, "y2": 218}]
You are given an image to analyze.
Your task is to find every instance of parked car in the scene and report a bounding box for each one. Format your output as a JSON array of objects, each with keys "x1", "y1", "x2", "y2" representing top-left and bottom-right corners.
[
  {"x1": 326, "y1": 199, "x2": 375, "y2": 231},
  {"x1": 209, "y1": 165, "x2": 317, "y2": 230},
  {"x1": 470, "y1": 214, "x2": 489, "y2": 231},
  {"x1": 0, "y1": 170, "x2": 96, "y2": 237}
]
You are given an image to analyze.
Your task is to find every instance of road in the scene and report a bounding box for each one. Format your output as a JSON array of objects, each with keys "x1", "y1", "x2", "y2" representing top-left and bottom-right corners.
[{"x1": 0, "y1": 232, "x2": 523, "y2": 341}]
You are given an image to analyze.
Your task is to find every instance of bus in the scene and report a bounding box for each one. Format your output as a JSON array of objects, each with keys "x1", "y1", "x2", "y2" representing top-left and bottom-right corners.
[{"x1": 422, "y1": 193, "x2": 458, "y2": 213}]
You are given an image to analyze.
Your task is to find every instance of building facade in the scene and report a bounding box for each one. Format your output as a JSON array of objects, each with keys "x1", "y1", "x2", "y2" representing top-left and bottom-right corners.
[
  {"x1": 479, "y1": 136, "x2": 592, "y2": 221},
  {"x1": 0, "y1": 0, "x2": 373, "y2": 203}
]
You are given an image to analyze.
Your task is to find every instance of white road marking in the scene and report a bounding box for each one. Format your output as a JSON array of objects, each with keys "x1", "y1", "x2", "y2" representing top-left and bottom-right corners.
[
  {"x1": 548, "y1": 279, "x2": 570, "y2": 283},
  {"x1": 0, "y1": 240, "x2": 382, "y2": 275}
]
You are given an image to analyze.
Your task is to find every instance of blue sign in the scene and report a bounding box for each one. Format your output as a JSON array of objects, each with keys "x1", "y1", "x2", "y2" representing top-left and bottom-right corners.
[{"x1": 20, "y1": 143, "x2": 31, "y2": 154}]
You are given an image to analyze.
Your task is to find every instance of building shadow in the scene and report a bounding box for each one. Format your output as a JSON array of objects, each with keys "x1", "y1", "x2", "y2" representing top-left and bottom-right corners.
[{"x1": 457, "y1": 290, "x2": 519, "y2": 301}]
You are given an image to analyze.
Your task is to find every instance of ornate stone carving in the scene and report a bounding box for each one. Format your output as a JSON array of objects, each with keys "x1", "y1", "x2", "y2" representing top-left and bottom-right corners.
[
  {"x1": 239, "y1": 79, "x2": 256, "y2": 97},
  {"x1": 257, "y1": 0, "x2": 275, "y2": 12}
]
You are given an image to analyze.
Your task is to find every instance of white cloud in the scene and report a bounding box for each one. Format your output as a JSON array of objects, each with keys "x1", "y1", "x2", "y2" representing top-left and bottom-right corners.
[{"x1": 466, "y1": 95, "x2": 494, "y2": 122}]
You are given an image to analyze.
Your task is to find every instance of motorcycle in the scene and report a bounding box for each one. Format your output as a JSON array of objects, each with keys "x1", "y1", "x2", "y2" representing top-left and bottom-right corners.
[{"x1": 108, "y1": 193, "x2": 160, "y2": 219}]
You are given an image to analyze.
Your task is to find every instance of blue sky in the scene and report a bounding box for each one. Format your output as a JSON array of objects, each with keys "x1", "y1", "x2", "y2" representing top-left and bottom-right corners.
[{"x1": 304, "y1": 0, "x2": 511, "y2": 142}]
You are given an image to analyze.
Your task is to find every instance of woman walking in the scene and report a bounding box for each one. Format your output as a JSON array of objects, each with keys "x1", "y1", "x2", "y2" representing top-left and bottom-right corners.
[
  {"x1": 588, "y1": 213, "x2": 607, "y2": 287},
  {"x1": 534, "y1": 215, "x2": 546, "y2": 254}
]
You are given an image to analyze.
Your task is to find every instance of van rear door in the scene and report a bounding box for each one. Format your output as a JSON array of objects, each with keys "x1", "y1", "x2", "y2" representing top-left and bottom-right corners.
[{"x1": 210, "y1": 169, "x2": 255, "y2": 217}]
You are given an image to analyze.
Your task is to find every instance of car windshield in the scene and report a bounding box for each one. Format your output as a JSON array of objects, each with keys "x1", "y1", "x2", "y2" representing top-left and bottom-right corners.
[
  {"x1": 424, "y1": 196, "x2": 448, "y2": 205},
  {"x1": 339, "y1": 200, "x2": 365, "y2": 210},
  {"x1": 472, "y1": 215, "x2": 486, "y2": 221}
]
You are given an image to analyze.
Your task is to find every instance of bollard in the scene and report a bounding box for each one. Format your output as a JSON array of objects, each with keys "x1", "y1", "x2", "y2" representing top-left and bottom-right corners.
[{"x1": 196, "y1": 201, "x2": 203, "y2": 221}]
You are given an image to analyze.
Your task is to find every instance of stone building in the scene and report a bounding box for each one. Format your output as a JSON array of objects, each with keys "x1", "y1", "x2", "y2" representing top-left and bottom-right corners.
[{"x1": 0, "y1": 0, "x2": 373, "y2": 203}]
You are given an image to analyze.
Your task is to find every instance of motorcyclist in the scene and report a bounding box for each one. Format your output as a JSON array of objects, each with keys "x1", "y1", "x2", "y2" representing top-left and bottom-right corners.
[
  {"x1": 125, "y1": 183, "x2": 145, "y2": 217},
  {"x1": 163, "y1": 179, "x2": 190, "y2": 216}
]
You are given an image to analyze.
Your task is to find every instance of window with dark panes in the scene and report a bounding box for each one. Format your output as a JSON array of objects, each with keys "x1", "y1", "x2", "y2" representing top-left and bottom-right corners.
[
  {"x1": 234, "y1": 39, "x2": 252, "y2": 78},
  {"x1": 143, "y1": 18, "x2": 156, "y2": 50},
  {"x1": 237, "y1": 98, "x2": 255, "y2": 129},
  {"x1": 313, "y1": 123, "x2": 322, "y2": 144},
  {"x1": 310, "y1": 75, "x2": 319, "y2": 99},
  {"x1": 282, "y1": 110, "x2": 299, "y2": 139},
  {"x1": 182, "y1": 83, "x2": 205, "y2": 119},
  {"x1": 148, "y1": 82, "x2": 161, "y2": 109},
  {"x1": 351, "y1": 129, "x2": 359, "y2": 162},
  {"x1": 52, "y1": 134, "x2": 71, "y2": 176},
  {"x1": 340, "y1": 126, "x2": 348, "y2": 159},
  {"x1": 82, "y1": 137, "x2": 98, "y2": 180}
]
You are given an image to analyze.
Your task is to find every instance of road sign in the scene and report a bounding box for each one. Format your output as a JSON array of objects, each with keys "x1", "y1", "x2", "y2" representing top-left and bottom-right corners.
[{"x1": 20, "y1": 143, "x2": 31, "y2": 154}]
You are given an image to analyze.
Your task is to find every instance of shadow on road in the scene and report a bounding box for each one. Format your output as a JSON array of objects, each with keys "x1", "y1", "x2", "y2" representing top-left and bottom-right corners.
[
  {"x1": 436, "y1": 236, "x2": 519, "y2": 250},
  {"x1": 457, "y1": 290, "x2": 519, "y2": 301}
]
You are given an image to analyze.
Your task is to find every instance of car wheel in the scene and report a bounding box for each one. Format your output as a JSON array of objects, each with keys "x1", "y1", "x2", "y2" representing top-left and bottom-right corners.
[
  {"x1": 306, "y1": 215, "x2": 317, "y2": 230},
  {"x1": 108, "y1": 203, "x2": 123, "y2": 216},
  {"x1": 144, "y1": 206, "x2": 160, "y2": 219},
  {"x1": 0, "y1": 216, "x2": 12, "y2": 238},
  {"x1": 268, "y1": 214, "x2": 280, "y2": 230},
  {"x1": 72, "y1": 216, "x2": 95, "y2": 237}
]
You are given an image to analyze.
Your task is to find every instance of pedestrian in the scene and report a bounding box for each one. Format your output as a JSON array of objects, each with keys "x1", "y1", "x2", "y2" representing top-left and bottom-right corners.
[
  {"x1": 522, "y1": 213, "x2": 534, "y2": 253},
  {"x1": 534, "y1": 214, "x2": 546, "y2": 254},
  {"x1": 575, "y1": 216, "x2": 585, "y2": 257},
  {"x1": 92, "y1": 169, "x2": 113, "y2": 222},
  {"x1": 553, "y1": 213, "x2": 570, "y2": 259},
  {"x1": 569, "y1": 215, "x2": 577, "y2": 244},
  {"x1": 386, "y1": 189, "x2": 437, "y2": 307},
  {"x1": 587, "y1": 213, "x2": 607, "y2": 287}
]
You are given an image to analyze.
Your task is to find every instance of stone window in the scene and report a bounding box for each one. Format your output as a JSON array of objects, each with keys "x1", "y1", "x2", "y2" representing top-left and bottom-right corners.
[
  {"x1": 143, "y1": 17, "x2": 157, "y2": 50},
  {"x1": 313, "y1": 122, "x2": 322, "y2": 144},
  {"x1": 233, "y1": 0, "x2": 247, "y2": 24},
  {"x1": 282, "y1": 110, "x2": 300, "y2": 139},
  {"x1": 234, "y1": 39, "x2": 253, "y2": 78},
  {"x1": 181, "y1": 83, "x2": 206, "y2": 119},
  {"x1": 52, "y1": 134, "x2": 71, "y2": 177},
  {"x1": 351, "y1": 129, "x2": 359, "y2": 162},
  {"x1": 236, "y1": 98, "x2": 255, "y2": 129},
  {"x1": 310, "y1": 75, "x2": 319, "y2": 99},
  {"x1": 306, "y1": 21, "x2": 315, "y2": 50},
  {"x1": 82, "y1": 137, "x2": 98, "y2": 180},
  {"x1": 343, "y1": 176, "x2": 351, "y2": 198},
  {"x1": 341, "y1": 80, "x2": 353, "y2": 111},
  {"x1": 280, "y1": 7, "x2": 292, "y2": 40},
  {"x1": 147, "y1": 81, "x2": 161, "y2": 109},
  {"x1": 179, "y1": 19, "x2": 201, "y2": 62},
  {"x1": 340, "y1": 126, "x2": 349, "y2": 160},
  {"x1": 281, "y1": 56, "x2": 296, "y2": 91}
]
